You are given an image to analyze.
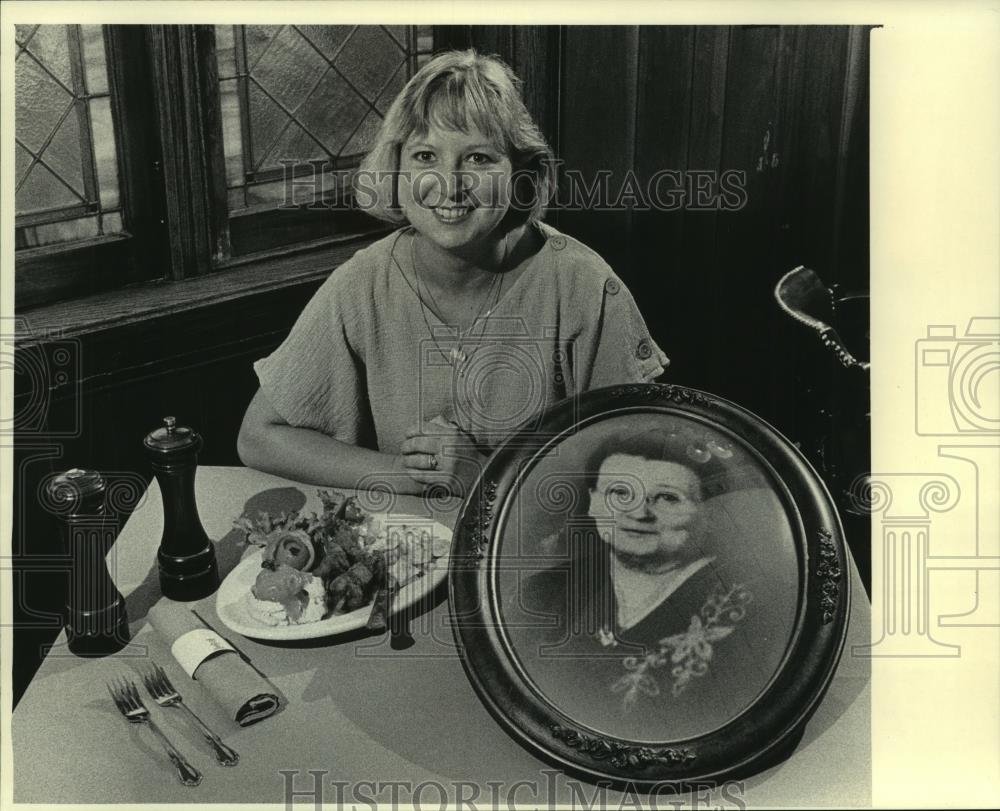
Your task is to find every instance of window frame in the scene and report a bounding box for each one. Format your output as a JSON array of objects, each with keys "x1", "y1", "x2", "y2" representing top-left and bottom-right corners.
[
  {"x1": 15, "y1": 26, "x2": 170, "y2": 310},
  {"x1": 14, "y1": 24, "x2": 559, "y2": 317},
  {"x1": 148, "y1": 24, "x2": 417, "y2": 277},
  {"x1": 15, "y1": 24, "x2": 417, "y2": 310}
]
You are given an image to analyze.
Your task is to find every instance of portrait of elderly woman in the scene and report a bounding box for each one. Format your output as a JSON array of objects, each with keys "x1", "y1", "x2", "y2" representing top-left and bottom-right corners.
[{"x1": 501, "y1": 416, "x2": 800, "y2": 742}]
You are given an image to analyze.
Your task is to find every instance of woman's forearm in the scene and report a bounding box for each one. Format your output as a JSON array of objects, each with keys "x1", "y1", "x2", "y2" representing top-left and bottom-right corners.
[
  {"x1": 236, "y1": 392, "x2": 423, "y2": 494},
  {"x1": 239, "y1": 424, "x2": 422, "y2": 493}
]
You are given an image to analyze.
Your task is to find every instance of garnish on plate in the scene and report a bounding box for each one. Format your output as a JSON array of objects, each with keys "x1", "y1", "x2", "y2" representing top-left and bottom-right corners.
[{"x1": 232, "y1": 491, "x2": 445, "y2": 627}]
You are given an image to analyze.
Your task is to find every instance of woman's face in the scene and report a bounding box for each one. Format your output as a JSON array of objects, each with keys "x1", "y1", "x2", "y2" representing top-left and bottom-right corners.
[
  {"x1": 398, "y1": 121, "x2": 513, "y2": 257},
  {"x1": 588, "y1": 454, "x2": 703, "y2": 562}
]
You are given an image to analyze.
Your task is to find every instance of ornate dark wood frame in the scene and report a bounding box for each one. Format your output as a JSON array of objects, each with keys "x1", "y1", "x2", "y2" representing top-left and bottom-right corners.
[{"x1": 449, "y1": 383, "x2": 849, "y2": 789}]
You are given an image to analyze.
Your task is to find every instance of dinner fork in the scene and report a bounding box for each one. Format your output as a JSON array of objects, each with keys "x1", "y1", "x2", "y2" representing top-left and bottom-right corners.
[
  {"x1": 142, "y1": 664, "x2": 239, "y2": 766},
  {"x1": 107, "y1": 677, "x2": 203, "y2": 787}
]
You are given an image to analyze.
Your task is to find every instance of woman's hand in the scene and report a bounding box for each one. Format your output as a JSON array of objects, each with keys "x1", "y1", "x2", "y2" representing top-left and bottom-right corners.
[{"x1": 399, "y1": 416, "x2": 487, "y2": 498}]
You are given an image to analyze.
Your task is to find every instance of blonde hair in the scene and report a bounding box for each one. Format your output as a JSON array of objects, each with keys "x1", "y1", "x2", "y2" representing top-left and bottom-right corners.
[{"x1": 354, "y1": 49, "x2": 556, "y2": 226}]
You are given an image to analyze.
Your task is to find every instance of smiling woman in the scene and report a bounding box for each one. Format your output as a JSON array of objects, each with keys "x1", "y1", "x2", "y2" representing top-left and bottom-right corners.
[
  {"x1": 400, "y1": 128, "x2": 511, "y2": 240},
  {"x1": 238, "y1": 49, "x2": 668, "y2": 499}
]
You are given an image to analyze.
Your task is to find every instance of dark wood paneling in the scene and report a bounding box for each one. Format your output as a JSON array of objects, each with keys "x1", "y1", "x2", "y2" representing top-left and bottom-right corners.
[
  {"x1": 16, "y1": 236, "x2": 138, "y2": 310},
  {"x1": 229, "y1": 206, "x2": 381, "y2": 256},
  {"x1": 793, "y1": 27, "x2": 851, "y2": 282},
  {"x1": 471, "y1": 25, "x2": 514, "y2": 64},
  {"x1": 432, "y1": 25, "x2": 514, "y2": 63},
  {"x1": 711, "y1": 25, "x2": 783, "y2": 419},
  {"x1": 764, "y1": 26, "x2": 808, "y2": 280},
  {"x1": 660, "y1": 26, "x2": 730, "y2": 392},
  {"x1": 557, "y1": 25, "x2": 639, "y2": 275},
  {"x1": 431, "y1": 25, "x2": 472, "y2": 53},
  {"x1": 833, "y1": 27, "x2": 871, "y2": 293},
  {"x1": 512, "y1": 27, "x2": 561, "y2": 154},
  {"x1": 631, "y1": 26, "x2": 699, "y2": 386}
]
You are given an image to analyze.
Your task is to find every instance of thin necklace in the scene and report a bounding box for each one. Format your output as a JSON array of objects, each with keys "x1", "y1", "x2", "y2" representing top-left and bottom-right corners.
[
  {"x1": 411, "y1": 234, "x2": 500, "y2": 336},
  {"x1": 409, "y1": 231, "x2": 506, "y2": 372}
]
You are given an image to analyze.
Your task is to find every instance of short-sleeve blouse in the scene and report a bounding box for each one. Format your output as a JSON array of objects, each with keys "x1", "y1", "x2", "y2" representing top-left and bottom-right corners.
[{"x1": 254, "y1": 222, "x2": 668, "y2": 454}]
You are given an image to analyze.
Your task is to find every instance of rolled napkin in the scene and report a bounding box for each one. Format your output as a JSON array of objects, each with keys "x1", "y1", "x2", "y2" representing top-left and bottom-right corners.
[{"x1": 147, "y1": 597, "x2": 280, "y2": 726}]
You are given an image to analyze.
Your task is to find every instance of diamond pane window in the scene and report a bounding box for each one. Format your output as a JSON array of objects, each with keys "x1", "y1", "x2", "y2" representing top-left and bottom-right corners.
[
  {"x1": 217, "y1": 25, "x2": 434, "y2": 213},
  {"x1": 15, "y1": 24, "x2": 123, "y2": 249}
]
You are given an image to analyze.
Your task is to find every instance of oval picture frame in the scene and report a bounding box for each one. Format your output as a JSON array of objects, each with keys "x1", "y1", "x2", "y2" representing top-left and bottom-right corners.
[{"x1": 449, "y1": 383, "x2": 849, "y2": 788}]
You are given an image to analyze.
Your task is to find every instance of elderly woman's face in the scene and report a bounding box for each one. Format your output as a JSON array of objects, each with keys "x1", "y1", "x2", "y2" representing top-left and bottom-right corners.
[
  {"x1": 588, "y1": 454, "x2": 703, "y2": 561},
  {"x1": 398, "y1": 121, "x2": 513, "y2": 255}
]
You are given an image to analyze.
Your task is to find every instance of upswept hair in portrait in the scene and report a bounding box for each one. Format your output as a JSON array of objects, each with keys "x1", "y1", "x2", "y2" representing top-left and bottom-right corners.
[
  {"x1": 355, "y1": 49, "x2": 557, "y2": 226},
  {"x1": 582, "y1": 425, "x2": 759, "y2": 501}
]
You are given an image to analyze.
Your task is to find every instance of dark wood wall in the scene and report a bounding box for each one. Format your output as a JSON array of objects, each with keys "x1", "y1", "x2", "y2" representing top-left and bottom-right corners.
[
  {"x1": 443, "y1": 25, "x2": 870, "y2": 424},
  {"x1": 13, "y1": 25, "x2": 870, "y2": 704}
]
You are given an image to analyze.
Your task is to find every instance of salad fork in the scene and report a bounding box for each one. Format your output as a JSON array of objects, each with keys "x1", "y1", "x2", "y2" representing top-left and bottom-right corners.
[
  {"x1": 142, "y1": 664, "x2": 239, "y2": 766},
  {"x1": 107, "y1": 677, "x2": 203, "y2": 786}
]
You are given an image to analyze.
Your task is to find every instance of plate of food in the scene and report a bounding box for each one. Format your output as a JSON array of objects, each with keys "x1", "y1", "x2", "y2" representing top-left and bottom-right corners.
[{"x1": 216, "y1": 489, "x2": 452, "y2": 641}]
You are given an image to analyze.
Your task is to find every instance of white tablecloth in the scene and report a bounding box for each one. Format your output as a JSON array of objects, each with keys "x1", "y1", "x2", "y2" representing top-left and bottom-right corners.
[{"x1": 12, "y1": 466, "x2": 871, "y2": 805}]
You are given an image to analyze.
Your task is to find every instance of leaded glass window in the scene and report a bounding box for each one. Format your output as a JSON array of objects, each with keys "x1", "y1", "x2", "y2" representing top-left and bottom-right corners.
[
  {"x1": 15, "y1": 24, "x2": 123, "y2": 248},
  {"x1": 215, "y1": 24, "x2": 434, "y2": 212}
]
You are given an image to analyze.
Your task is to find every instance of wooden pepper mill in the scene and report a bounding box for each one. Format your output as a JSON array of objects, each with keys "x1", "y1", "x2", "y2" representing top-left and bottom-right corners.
[
  {"x1": 48, "y1": 468, "x2": 130, "y2": 656},
  {"x1": 144, "y1": 416, "x2": 219, "y2": 600}
]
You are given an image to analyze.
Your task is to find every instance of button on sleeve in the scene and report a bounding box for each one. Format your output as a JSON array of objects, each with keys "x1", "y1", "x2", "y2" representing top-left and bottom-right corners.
[{"x1": 575, "y1": 272, "x2": 669, "y2": 390}]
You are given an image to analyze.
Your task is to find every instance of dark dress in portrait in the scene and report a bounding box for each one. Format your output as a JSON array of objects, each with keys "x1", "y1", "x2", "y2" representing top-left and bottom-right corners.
[{"x1": 509, "y1": 521, "x2": 794, "y2": 742}]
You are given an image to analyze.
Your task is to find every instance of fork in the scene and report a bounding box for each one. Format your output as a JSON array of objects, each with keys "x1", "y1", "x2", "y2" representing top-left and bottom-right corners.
[
  {"x1": 142, "y1": 664, "x2": 239, "y2": 767},
  {"x1": 107, "y1": 677, "x2": 203, "y2": 786}
]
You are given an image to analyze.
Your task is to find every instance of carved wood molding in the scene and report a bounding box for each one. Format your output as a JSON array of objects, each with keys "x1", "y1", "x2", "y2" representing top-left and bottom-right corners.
[
  {"x1": 608, "y1": 384, "x2": 715, "y2": 407},
  {"x1": 815, "y1": 528, "x2": 843, "y2": 624},
  {"x1": 551, "y1": 725, "x2": 696, "y2": 770},
  {"x1": 468, "y1": 480, "x2": 498, "y2": 562}
]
